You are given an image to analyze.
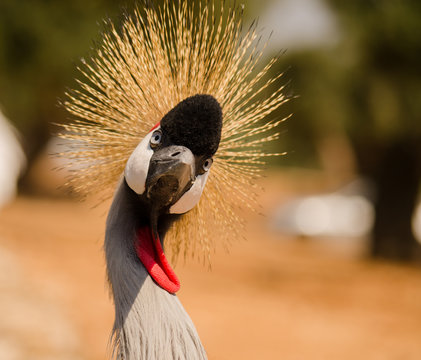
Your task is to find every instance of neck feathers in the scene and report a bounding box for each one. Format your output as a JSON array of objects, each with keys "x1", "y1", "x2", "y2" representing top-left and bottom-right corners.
[{"x1": 105, "y1": 180, "x2": 207, "y2": 360}]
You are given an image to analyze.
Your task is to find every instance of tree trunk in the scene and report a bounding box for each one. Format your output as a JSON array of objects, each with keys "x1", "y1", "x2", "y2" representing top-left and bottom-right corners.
[{"x1": 370, "y1": 139, "x2": 420, "y2": 261}]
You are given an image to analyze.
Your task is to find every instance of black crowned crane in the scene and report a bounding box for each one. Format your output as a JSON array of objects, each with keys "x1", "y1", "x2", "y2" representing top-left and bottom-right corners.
[{"x1": 59, "y1": 1, "x2": 288, "y2": 359}]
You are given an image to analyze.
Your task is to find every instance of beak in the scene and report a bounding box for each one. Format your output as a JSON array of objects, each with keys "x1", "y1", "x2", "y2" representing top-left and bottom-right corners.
[{"x1": 145, "y1": 145, "x2": 195, "y2": 210}]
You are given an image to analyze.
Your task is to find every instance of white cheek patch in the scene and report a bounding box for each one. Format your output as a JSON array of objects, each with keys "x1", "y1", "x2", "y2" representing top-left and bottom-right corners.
[
  {"x1": 124, "y1": 130, "x2": 154, "y2": 195},
  {"x1": 169, "y1": 171, "x2": 210, "y2": 214}
]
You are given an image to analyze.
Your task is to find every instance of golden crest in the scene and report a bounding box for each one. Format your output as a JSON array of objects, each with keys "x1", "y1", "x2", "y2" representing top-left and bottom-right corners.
[{"x1": 59, "y1": 1, "x2": 288, "y2": 263}]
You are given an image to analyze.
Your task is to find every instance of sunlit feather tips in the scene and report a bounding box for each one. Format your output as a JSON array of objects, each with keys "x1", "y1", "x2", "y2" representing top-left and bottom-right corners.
[{"x1": 59, "y1": 1, "x2": 288, "y2": 262}]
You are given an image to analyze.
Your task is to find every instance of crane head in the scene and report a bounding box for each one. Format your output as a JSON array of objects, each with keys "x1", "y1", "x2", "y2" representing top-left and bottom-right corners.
[{"x1": 124, "y1": 94, "x2": 222, "y2": 232}]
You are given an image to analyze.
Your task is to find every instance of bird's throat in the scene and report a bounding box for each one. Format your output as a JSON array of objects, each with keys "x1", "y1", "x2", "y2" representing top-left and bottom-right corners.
[{"x1": 135, "y1": 225, "x2": 180, "y2": 294}]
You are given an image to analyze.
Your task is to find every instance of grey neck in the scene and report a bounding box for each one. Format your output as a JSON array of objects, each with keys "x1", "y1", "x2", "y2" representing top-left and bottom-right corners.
[{"x1": 104, "y1": 179, "x2": 207, "y2": 360}]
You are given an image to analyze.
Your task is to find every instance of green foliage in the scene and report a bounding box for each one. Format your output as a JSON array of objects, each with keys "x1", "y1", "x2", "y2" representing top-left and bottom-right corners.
[
  {"x1": 278, "y1": 0, "x2": 421, "y2": 166},
  {"x1": 0, "y1": 0, "x2": 136, "y2": 155}
]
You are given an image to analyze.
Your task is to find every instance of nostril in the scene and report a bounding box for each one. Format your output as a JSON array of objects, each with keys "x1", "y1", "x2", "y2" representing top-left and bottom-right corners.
[{"x1": 171, "y1": 151, "x2": 181, "y2": 157}]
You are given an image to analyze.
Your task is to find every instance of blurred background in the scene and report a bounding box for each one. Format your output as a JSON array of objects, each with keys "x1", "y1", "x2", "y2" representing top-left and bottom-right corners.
[{"x1": 0, "y1": 0, "x2": 420, "y2": 359}]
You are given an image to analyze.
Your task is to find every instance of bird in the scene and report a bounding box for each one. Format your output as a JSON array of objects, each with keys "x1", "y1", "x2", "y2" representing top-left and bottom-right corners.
[
  {"x1": 105, "y1": 94, "x2": 221, "y2": 359},
  {"x1": 59, "y1": 1, "x2": 287, "y2": 359}
]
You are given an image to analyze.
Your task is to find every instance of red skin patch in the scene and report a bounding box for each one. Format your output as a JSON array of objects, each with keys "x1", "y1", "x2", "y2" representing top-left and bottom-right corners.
[
  {"x1": 150, "y1": 122, "x2": 160, "y2": 132},
  {"x1": 135, "y1": 226, "x2": 180, "y2": 294}
]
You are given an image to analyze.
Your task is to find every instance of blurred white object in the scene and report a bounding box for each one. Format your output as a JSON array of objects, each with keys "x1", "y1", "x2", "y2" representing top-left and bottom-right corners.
[
  {"x1": 0, "y1": 110, "x2": 26, "y2": 208},
  {"x1": 272, "y1": 179, "x2": 375, "y2": 238},
  {"x1": 412, "y1": 203, "x2": 421, "y2": 245},
  {"x1": 260, "y1": 0, "x2": 340, "y2": 52}
]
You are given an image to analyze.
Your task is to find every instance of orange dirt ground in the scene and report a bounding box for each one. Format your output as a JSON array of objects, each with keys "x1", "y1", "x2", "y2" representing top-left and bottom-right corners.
[{"x1": 0, "y1": 172, "x2": 421, "y2": 360}]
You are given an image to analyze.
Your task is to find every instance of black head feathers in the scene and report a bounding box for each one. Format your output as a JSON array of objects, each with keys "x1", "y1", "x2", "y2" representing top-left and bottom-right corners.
[{"x1": 160, "y1": 94, "x2": 223, "y2": 156}]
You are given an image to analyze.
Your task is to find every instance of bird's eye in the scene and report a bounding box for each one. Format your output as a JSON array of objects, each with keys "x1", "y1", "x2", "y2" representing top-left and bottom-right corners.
[
  {"x1": 202, "y1": 158, "x2": 213, "y2": 172},
  {"x1": 150, "y1": 130, "x2": 162, "y2": 147}
]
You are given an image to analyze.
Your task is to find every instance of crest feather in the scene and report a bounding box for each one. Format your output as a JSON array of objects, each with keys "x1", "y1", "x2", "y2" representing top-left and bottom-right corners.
[{"x1": 59, "y1": 1, "x2": 288, "y2": 263}]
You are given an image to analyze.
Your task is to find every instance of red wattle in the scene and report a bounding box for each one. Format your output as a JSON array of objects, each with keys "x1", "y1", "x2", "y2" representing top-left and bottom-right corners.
[{"x1": 135, "y1": 226, "x2": 180, "y2": 294}]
